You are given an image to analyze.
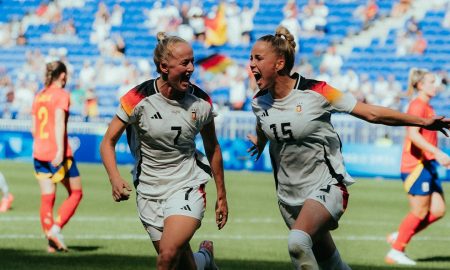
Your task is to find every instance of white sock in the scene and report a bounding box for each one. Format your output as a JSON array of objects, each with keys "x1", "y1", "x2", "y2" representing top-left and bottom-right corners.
[
  {"x1": 193, "y1": 250, "x2": 209, "y2": 270},
  {"x1": 50, "y1": 224, "x2": 62, "y2": 234},
  {"x1": 318, "y1": 249, "x2": 351, "y2": 270},
  {"x1": 288, "y1": 230, "x2": 319, "y2": 270},
  {"x1": 0, "y1": 172, "x2": 9, "y2": 196}
]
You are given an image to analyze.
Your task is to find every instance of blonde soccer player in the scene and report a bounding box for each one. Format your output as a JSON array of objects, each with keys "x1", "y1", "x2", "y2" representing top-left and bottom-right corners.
[
  {"x1": 100, "y1": 32, "x2": 228, "y2": 270},
  {"x1": 385, "y1": 68, "x2": 450, "y2": 265},
  {"x1": 247, "y1": 26, "x2": 450, "y2": 270}
]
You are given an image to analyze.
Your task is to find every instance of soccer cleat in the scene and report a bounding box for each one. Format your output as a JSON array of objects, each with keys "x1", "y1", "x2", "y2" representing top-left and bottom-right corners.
[
  {"x1": 0, "y1": 194, "x2": 14, "y2": 212},
  {"x1": 386, "y1": 231, "x2": 398, "y2": 245},
  {"x1": 47, "y1": 225, "x2": 68, "y2": 252},
  {"x1": 385, "y1": 249, "x2": 416, "y2": 265},
  {"x1": 47, "y1": 238, "x2": 61, "y2": 253},
  {"x1": 47, "y1": 246, "x2": 56, "y2": 253},
  {"x1": 199, "y1": 240, "x2": 219, "y2": 270}
]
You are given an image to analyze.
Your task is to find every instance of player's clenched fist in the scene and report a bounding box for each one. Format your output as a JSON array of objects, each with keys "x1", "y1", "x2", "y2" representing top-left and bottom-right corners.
[{"x1": 111, "y1": 177, "x2": 132, "y2": 202}]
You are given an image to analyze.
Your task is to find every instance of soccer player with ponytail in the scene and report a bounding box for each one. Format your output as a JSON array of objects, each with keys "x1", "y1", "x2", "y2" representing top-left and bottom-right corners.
[
  {"x1": 247, "y1": 26, "x2": 450, "y2": 269},
  {"x1": 385, "y1": 68, "x2": 450, "y2": 265},
  {"x1": 31, "y1": 60, "x2": 83, "y2": 252},
  {"x1": 100, "y1": 32, "x2": 227, "y2": 270}
]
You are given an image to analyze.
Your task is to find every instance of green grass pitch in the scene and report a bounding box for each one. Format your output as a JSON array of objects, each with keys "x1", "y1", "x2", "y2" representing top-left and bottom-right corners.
[{"x1": 0, "y1": 160, "x2": 449, "y2": 270}]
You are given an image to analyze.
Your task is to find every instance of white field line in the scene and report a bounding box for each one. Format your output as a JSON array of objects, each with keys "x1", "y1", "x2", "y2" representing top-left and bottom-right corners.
[
  {"x1": 1, "y1": 216, "x2": 450, "y2": 242},
  {"x1": 1, "y1": 233, "x2": 450, "y2": 242},
  {"x1": 1, "y1": 216, "x2": 450, "y2": 227}
]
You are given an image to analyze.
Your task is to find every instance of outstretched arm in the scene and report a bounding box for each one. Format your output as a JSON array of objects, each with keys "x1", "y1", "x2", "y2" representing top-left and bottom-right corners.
[
  {"x1": 200, "y1": 119, "x2": 228, "y2": 230},
  {"x1": 350, "y1": 101, "x2": 450, "y2": 136},
  {"x1": 247, "y1": 122, "x2": 268, "y2": 161},
  {"x1": 100, "y1": 116, "x2": 132, "y2": 202}
]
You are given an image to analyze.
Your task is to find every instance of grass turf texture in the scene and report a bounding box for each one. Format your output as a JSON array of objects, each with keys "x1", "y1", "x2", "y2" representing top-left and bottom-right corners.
[{"x1": 0, "y1": 160, "x2": 449, "y2": 270}]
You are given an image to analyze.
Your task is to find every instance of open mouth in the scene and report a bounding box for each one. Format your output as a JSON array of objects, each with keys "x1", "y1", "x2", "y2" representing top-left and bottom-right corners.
[
  {"x1": 180, "y1": 73, "x2": 191, "y2": 85},
  {"x1": 253, "y1": 72, "x2": 262, "y2": 82}
]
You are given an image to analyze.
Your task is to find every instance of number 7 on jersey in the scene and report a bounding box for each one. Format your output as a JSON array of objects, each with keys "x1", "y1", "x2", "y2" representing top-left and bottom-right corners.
[{"x1": 171, "y1": 126, "x2": 182, "y2": 145}]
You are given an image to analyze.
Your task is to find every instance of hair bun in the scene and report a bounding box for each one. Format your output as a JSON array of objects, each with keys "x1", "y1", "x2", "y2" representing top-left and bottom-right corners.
[
  {"x1": 275, "y1": 33, "x2": 286, "y2": 40},
  {"x1": 274, "y1": 26, "x2": 296, "y2": 49},
  {"x1": 156, "y1": 32, "x2": 167, "y2": 43}
]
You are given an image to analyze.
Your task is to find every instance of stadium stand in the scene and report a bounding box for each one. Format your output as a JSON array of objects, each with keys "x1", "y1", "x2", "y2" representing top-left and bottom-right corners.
[{"x1": 0, "y1": 0, "x2": 449, "y2": 121}]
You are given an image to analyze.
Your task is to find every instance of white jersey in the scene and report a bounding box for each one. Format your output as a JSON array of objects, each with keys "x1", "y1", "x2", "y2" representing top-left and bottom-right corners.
[
  {"x1": 117, "y1": 79, "x2": 214, "y2": 199},
  {"x1": 252, "y1": 73, "x2": 357, "y2": 206}
]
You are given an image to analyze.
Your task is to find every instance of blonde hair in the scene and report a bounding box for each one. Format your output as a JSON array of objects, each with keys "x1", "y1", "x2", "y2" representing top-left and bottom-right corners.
[
  {"x1": 257, "y1": 26, "x2": 296, "y2": 75},
  {"x1": 407, "y1": 68, "x2": 431, "y2": 96},
  {"x1": 153, "y1": 32, "x2": 188, "y2": 74},
  {"x1": 45, "y1": 60, "x2": 67, "y2": 87}
]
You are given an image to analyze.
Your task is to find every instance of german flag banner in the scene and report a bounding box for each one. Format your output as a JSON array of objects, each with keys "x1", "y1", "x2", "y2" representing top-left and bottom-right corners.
[
  {"x1": 196, "y1": 53, "x2": 233, "y2": 74},
  {"x1": 204, "y1": 2, "x2": 227, "y2": 46}
]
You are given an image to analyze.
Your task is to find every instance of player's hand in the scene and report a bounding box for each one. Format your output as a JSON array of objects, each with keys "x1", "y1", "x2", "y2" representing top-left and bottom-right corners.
[
  {"x1": 215, "y1": 196, "x2": 228, "y2": 230},
  {"x1": 111, "y1": 177, "x2": 132, "y2": 202},
  {"x1": 435, "y1": 151, "x2": 450, "y2": 168},
  {"x1": 51, "y1": 152, "x2": 64, "y2": 167},
  {"x1": 247, "y1": 134, "x2": 264, "y2": 161},
  {"x1": 423, "y1": 116, "x2": 450, "y2": 136}
]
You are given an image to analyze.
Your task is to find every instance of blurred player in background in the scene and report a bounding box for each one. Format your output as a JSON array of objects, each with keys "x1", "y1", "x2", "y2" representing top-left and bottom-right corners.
[
  {"x1": 247, "y1": 26, "x2": 450, "y2": 270},
  {"x1": 0, "y1": 171, "x2": 14, "y2": 212},
  {"x1": 100, "y1": 32, "x2": 228, "y2": 270},
  {"x1": 385, "y1": 68, "x2": 450, "y2": 265},
  {"x1": 31, "y1": 60, "x2": 83, "y2": 253}
]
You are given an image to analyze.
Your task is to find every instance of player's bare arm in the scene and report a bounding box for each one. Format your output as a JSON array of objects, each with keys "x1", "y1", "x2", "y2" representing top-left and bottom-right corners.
[
  {"x1": 51, "y1": 108, "x2": 66, "y2": 167},
  {"x1": 100, "y1": 116, "x2": 132, "y2": 202},
  {"x1": 31, "y1": 115, "x2": 36, "y2": 137},
  {"x1": 351, "y1": 101, "x2": 450, "y2": 135},
  {"x1": 200, "y1": 119, "x2": 228, "y2": 229},
  {"x1": 408, "y1": 126, "x2": 450, "y2": 168}
]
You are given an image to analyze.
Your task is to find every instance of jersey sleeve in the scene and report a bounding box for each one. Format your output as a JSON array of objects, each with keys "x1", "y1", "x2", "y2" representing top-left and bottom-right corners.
[
  {"x1": 191, "y1": 84, "x2": 217, "y2": 122},
  {"x1": 117, "y1": 87, "x2": 146, "y2": 123},
  {"x1": 406, "y1": 99, "x2": 426, "y2": 117},
  {"x1": 251, "y1": 97, "x2": 262, "y2": 125},
  {"x1": 200, "y1": 102, "x2": 214, "y2": 126},
  {"x1": 310, "y1": 81, "x2": 357, "y2": 113}
]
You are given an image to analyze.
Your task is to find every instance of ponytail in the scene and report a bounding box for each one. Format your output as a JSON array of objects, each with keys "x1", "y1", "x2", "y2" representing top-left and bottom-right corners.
[
  {"x1": 45, "y1": 61, "x2": 67, "y2": 87},
  {"x1": 407, "y1": 68, "x2": 430, "y2": 97},
  {"x1": 258, "y1": 26, "x2": 296, "y2": 75}
]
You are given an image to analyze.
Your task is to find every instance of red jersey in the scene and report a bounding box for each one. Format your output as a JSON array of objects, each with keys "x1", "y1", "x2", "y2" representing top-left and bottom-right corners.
[
  {"x1": 32, "y1": 86, "x2": 72, "y2": 161},
  {"x1": 400, "y1": 98, "x2": 437, "y2": 173}
]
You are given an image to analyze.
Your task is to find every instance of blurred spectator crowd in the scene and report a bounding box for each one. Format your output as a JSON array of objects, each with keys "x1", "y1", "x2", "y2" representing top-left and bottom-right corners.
[{"x1": 1, "y1": 0, "x2": 450, "y2": 122}]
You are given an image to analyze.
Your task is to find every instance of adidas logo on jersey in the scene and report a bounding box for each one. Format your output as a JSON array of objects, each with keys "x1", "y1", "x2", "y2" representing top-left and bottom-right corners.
[
  {"x1": 316, "y1": 195, "x2": 326, "y2": 202},
  {"x1": 261, "y1": 110, "x2": 269, "y2": 117},
  {"x1": 151, "y1": 112, "x2": 162, "y2": 119},
  {"x1": 181, "y1": 205, "x2": 191, "y2": 211}
]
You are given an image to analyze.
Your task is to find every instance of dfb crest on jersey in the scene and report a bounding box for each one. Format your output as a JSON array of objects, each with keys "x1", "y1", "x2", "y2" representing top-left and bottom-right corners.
[
  {"x1": 191, "y1": 109, "x2": 197, "y2": 121},
  {"x1": 296, "y1": 104, "x2": 302, "y2": 112}
]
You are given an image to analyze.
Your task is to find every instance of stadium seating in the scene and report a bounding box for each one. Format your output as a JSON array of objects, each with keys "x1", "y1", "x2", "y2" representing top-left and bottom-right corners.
[{"x1": 1, "y1": 0, "x2": 449, "y2": 119}]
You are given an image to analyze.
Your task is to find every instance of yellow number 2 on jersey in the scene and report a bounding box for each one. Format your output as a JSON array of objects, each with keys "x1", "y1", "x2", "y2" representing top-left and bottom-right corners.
[{"x1": 37, "y1": 106, "x2": 49, "y2": 139}]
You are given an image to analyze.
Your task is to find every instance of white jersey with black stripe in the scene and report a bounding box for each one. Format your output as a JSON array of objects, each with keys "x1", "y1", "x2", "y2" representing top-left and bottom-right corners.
[
  {"x1": 252, "y1": 73, "x2": 357, "y2": 206},
  {"x1": 116, "y1": 79, "x2": 214, "y2": 199}
]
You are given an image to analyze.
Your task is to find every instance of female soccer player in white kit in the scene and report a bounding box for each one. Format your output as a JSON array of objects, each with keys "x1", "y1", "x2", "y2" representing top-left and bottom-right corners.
[
  {"x1": 101, "y1": 32, "x2": 228, "y2": 270},
  {"x1": 247, "y1": 26, "x2": 450, "y2": 270}
]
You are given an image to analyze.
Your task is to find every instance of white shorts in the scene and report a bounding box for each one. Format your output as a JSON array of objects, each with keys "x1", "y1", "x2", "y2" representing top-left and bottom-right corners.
[
  {"x1": 137, "y1": 184, "x2": 206, "y2": 241},
  {"x1": 278, "y1": 183, "x2": 349, "y2": 230}
]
